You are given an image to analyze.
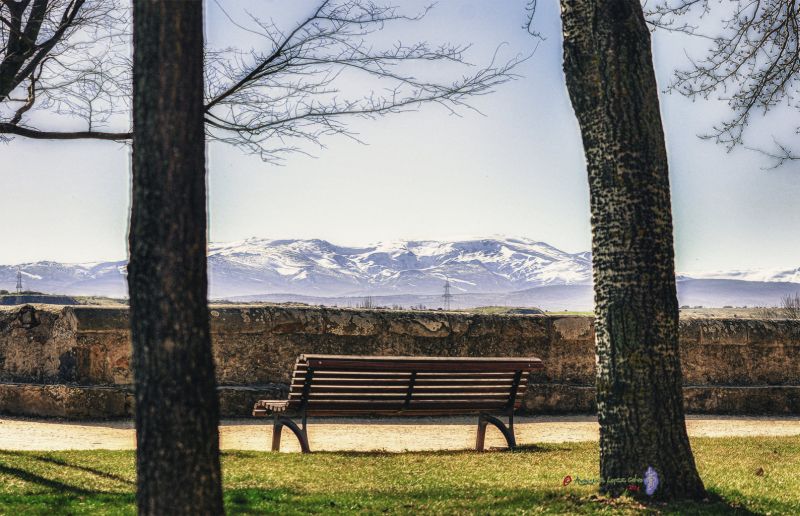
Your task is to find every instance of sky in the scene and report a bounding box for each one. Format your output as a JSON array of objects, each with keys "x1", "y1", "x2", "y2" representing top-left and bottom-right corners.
[{"x1": 1, "y1": 0, "x2": 799, "y2": 273}]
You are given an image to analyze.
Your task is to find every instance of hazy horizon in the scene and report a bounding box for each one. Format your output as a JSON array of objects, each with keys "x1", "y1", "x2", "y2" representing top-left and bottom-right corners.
[{"x1": 3, "y1": 235, "x2": 797, "y2": 310}]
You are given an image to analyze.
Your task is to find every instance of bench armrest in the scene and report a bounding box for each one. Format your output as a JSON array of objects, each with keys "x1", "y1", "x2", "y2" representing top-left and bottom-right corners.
[{"x1": 252, "y1": 400, "x2": 291, "y2": 417}]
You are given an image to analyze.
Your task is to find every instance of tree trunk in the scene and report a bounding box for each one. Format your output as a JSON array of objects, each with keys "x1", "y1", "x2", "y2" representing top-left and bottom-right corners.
[
  {"x1": 559, "y1": 0, "x2": 705, "y2": 501},
  {"x1": 129, "y1": 1, "x2": 224, "y2": 514}
]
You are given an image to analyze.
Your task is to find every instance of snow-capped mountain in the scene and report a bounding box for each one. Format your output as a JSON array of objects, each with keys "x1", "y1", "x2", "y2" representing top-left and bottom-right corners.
[
  {"x1": 0, "y1": 260, "x2": 128, "y2": 297},
  {"x1": 206, "y1": 237, "x2": 592, "y2": 298},
  {"x1": 2, "y1": 237, "x2": 798, "y2": 310},
  {"x1": 0, "y1": 237, "x2": 592, "y2": 299}
]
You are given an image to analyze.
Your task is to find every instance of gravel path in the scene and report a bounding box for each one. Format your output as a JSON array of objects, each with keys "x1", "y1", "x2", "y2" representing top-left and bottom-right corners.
[{"x1": 1, "y1": 415, "x2": 798, "y2": 452}]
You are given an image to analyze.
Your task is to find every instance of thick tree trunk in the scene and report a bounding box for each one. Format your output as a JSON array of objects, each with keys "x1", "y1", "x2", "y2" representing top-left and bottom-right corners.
[
  {"x1": 560, "y1": 0, "x2": 705, "y2": 501},
  {"x1": 129, "y1": 1, "x2": 224, "y2": 514}
]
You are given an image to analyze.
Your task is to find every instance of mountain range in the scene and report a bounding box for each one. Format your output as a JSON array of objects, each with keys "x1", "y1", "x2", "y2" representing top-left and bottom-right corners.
[{"x1": 2, "y1": 237, "x2": 799, "y2": 310}]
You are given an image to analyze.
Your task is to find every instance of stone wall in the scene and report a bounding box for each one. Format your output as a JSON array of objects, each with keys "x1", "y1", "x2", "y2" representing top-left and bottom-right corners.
[{"x1": 0, "y1": 304, "x2": 798, "y2": 418}]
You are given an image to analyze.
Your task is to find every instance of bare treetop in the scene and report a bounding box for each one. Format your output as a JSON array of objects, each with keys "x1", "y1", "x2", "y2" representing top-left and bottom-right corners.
[
  {"x1": 0, "y1": 0, "x2": 130, "y2": 140},
  {"x1": 206, "y1": 0, "x2": 525, "y2": 162},
  {"x1": 1, "y1": 0, "x2": 525, "y2": 163},
  {"x1": 648, "y1": 0, "x2": 800, "y2": 167}
]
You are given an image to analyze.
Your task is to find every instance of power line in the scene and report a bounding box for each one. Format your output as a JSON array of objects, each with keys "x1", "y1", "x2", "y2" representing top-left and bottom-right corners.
[{"x1": 15, "y1": 269, "x2": 23, "y2": 294}]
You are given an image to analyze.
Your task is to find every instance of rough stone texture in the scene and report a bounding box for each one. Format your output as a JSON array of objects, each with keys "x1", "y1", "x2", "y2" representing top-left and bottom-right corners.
[
  {"x1": 525, "y1": 384, "x2": 596, "y2": 413},
  {"x1": 1, "y1": 304, "x2": 799, "y2": 418},
  {"x1": 0, "y1": 383, "x2": 289, "y2": 419},
  {"x1": 682, "y1": 386, "x2": 800, "y2": 414},
  {"x1": 0, "y1": 382, "x2": 133, "y2": 418},
  {"x1": 217, "y1": 385, "x2": 287, "y2": 417}
]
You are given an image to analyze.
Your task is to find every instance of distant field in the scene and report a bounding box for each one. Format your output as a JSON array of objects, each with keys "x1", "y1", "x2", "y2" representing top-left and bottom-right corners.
[
  {"x1": 678, "y1": 307, "x2": 786, "y2": 319},
  {"x1": 0, "y1": 295, "x2": 126, "y2": 307},
  {"x1": 455, "y1": 306, "x2": 592, "y2": 315},
  {"x1": 462, "y1": 306, "x2": 791, "y2": 319},
  {"x1": 73, "y1": 296, "x2": 128, "y2": 306},
  {"x1": 0, "y1": 298, "x2": 791, "y2": 320},
  {"x1": 454, "y1": 306, "x2": 548, "y2": 315}
]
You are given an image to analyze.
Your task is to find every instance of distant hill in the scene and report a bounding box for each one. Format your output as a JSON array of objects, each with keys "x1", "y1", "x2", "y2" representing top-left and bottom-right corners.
[
  {"x1": 1, "y1": 237, "x2": 592, "y2": 299},
  {"x1": 204, "y1": 237, "x2": 593, "y2": 298},
  {"x1": 1, "y1": 237, "x2": 798, "y2": 310},
  {"x1": 0, "y1": 261, "x2": 127, "y2": 298},
  {"x1": 225, "y1": 279, "x2": 800, "y2": 312},
  {"x1": 675, "y1": 279, "x2": 800, "y2": 308}
]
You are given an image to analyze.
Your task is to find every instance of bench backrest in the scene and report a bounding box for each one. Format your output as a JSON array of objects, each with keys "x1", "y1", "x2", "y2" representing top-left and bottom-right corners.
[{"x1": 288, "y1": 355, "x2": 544, "y2": 416}]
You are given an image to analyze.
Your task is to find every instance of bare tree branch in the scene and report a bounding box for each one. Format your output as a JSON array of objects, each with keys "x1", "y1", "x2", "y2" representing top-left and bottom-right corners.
[
  {"x1": 646, "y1": 0, "x2": 800, "y2": 167},
  {"x1": 0, "y1": 0, "x2": 130, "y2": 140},
  {"x1": 523, "y1": 0, "x2": 546, "y2": 40},
  {"x1": 2, "y1": 0, "x2": 524, "y2": 162},
  {"x1": 202, "y1": 0, "x2": 526, "y2": 162},
  {"x1": 0, "y1": 121, "x2": 129, "y2": 139}
]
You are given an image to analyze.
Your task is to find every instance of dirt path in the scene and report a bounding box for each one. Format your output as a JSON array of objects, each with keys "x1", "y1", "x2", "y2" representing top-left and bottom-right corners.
[{"x1": 0, "y1": 415, "x2": 798, "y2": 452}]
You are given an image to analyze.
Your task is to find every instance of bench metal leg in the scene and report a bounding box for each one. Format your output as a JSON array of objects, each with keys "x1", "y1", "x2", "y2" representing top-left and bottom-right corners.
[
  {"x1": 271, "y1": 418, "x2": 283, "y2": 451},
  {"x1": 271, "y1": 415, "x2": 310, "y2": 453},
  {"x1": 475, "y1": 413, "x2": 517, "y2": 451}
]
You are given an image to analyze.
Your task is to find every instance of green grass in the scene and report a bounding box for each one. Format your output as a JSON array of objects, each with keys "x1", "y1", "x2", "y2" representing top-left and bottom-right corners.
[{"x1": 0, "y1": 436, "x2": 798, "y2": 514}]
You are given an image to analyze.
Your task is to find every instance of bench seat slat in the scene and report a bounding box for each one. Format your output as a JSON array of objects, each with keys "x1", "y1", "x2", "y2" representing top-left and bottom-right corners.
[
  {"x1": 292, "y1": 370, "x2": 527, "y2": 381},
  {"x1": 302, "y1": 408, "x2": 521, "y2": 417},
  {"x1": 292, "y1": 377, "x2": 527, "y2": 384},
  {"x1": 290, "y1": 385, "x2": 521, "y2": 395},
  {"x1": 295, "y1": 375, "x2": 529, "y2": 381},
  {"x1": 290, "y1": 379, "x2": 526, "y2": 389},
  {"x1": 256, "y1": 401, "x2": 525, "y2": 417},
  {"x1": 289, "y1": 385, "x2": 525, "y2": 396},
  {"x1": 296, "y1": 392, "x2": 509, "y2": 403},
  {"x1": 301, "y1": 356, "x2": 543, "y2": 372},
  {"x1": 298, "y1": 355, "x2": 540, "y2": 362},
  {"x1": 302, "y1": 400, "x2": 510, "y2": 410}
]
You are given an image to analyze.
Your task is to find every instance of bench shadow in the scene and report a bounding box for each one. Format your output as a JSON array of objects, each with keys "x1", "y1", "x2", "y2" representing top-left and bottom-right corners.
[{"x1": 224, "y1": 443, "x2": 557, "y2": 459}]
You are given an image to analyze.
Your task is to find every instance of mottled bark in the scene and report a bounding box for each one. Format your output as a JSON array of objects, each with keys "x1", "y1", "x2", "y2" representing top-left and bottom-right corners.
[
  {"x1": 560, "y1": 0, "x2": 705, "y2": 500},
  {"x1": 130, "y1": 1, "x2": 224, "y2": 514}
]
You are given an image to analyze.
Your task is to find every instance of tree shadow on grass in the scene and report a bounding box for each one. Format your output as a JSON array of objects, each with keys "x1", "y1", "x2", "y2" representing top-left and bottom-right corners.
[
  {"x1": 20, "y1": 453, "x2": 134, "y2": 486},
  {"x1": 0, "y1": 451, "x2": 133, "y2": 495},
  {"x1": 585, "y1": 491, "x2": 766, "y2": 516},
  {"x1": 0, "y1": 452, "x2": 135, "y2": 513},
  {"x1": 221, "y1": 487, "x2": 773, "y2": 515},
  {"x1": 0, "y1": 463, "x2": 94, "y2": 496},
  {"x1": 0, "y1": 492, "x2": 136, "y2": 515}
]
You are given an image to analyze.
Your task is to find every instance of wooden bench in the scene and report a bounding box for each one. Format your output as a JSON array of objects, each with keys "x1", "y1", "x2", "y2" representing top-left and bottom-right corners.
[{"x1": 252, "y1": 354, "x2": 544, "y2": 453}]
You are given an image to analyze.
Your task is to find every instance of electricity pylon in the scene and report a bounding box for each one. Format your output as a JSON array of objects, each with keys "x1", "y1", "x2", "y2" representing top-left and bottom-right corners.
[{"x1": 442, "y1": 279, "x2": 454, "y2": 310}]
